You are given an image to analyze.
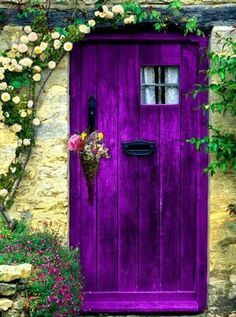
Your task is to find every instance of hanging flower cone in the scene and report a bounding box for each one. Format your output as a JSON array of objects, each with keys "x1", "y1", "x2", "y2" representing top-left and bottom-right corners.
[
  {"x1": 80, "y1": 156, "x2": 100, "y2": 204},
  {"x1": 69, "y1": 130, "x2": 110, "y2": 204}
]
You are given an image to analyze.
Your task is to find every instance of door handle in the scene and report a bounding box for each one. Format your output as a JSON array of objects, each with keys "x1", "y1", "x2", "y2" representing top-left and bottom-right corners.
[{"x1": 122, "y1": 140, "x2": 156, "y2": 157}]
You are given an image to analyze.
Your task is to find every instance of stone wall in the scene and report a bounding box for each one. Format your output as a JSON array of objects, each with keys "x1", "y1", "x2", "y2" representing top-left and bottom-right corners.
[
  {"x1": 0, "y1": 4, "x2": 235, "y2": 317},
  {"x1": 0, "y1": 264, "x2": 32, "y2": 317}
]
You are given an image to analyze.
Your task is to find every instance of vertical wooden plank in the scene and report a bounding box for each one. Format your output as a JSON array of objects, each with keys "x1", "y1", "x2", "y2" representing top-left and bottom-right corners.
[
  {"x1": 139, "y1": 106, "x2": 160, "y2": 291},
  {"x1": 180, "y1": 44, "x2": 198, "y2": 290},
  {"x1": 118, "y1": 44, "x2": 139, "y2": 291},
  {"x1": 196, "y1": 38, "x2": 209, "y2": 311},
  {"x1": 79, "y1": 43, "x2": 98, "y2": 291},
  {"x1": 96, "y1": 44, "x2": 118, "y2": 291},
  {"x1": 159, "y1": 44, "x2": 181, "y2": 291},
  {"x1": 69, "y1": 43, "x2": 81, "y2": 248},
  {"x1": 139, "y1": 43, "x2": 161, "y2": 290}
]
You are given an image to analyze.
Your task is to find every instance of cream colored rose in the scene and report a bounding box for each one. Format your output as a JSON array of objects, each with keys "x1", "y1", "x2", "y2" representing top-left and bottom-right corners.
[
  {"x1": 18, "y1": 43, "x2": 28, "y2": 53},
  {"x1": 124, "y1": 15, "x2": 136, "y2": 24},
  {"x1": 27, "y1": 100, "x2": 34, "y2": 108},
  {"x1": 51, "y1": 32, "x2": 60, "y2": 39},
  {"x1": 11, "y1": 59, "x2": 17, "y2": 66},
  {"x1": 112, "y1": 5, "x2": 124, "y2": 15},
  {"x1": 34, "y1": 46, "x2": 43, "y2": 55},
  {"x1": 63, "y1": 42, "x2": 73, "y2": 52},
  {"x1": 12, "y1": 96, "x2": 20, "y2": 104},
  {"x1": 24, "y1": 25, "x2": 32, "y2": 34},
  {"x1": 40, "y1": 42, "x2": 48, "y2": 51},
  {"x1": 20, "y1": 35, "x2": 29, "y2": 44},
  {"x1": 19, "y1": 57, "x2": 33, "y2": 67},
  {"x1": 20, "y1": 111, "x2": 27, "y2": 118},
  {"x1": 0, "y1": 73, "x2": 4, "y2": 80},
  {"x1": 0, "y1": 189, "x2": 8, "y2": 197},
  {"x1": 28, "y1": 32, "x2": 38, "y2": 42},
  {"x1": 7, "y1": 51, "x2": 15, "y2": 59},
  {"x1": 102, "y1": 5, "x2": 109, "y2": 12},
  {"x1": 78, "y1": 24, "x2": 90, "y2": 34},
  {"x1": 2, "y1": 57, "x2": 11, "y2": 65},
  {"x1": 1, "y1": 92, "x2": 10, "y2": 102},
  {"x1": 23, "y1": 138, "x2": 31, "y2": 146},
  {"x1": 18, "y1": 139, "x2": 23, "y2": 146},
  {"x1": 33, "y1": 73, "x2": 41, "y2": 82},
  {"x1": 11, "y1": 44, "x2": 18, "y2": 51},
  {"x1": 40, "y1": 53, "x2": 47, "y2": 61},
  {"x1": 88, "y1": 20, "x2": 96, "y2": 27},
  {"x1": 15, "y1": 65, "x2": 23, "y2": 72},
  {"x1": 0, "y1": 82, "x2": 7, "y2": 90},
  {"x1": 7, "y1": 65, "x2": 15, "y2": 72},
  {"x1": 0, "y1": 67, "x2": 5, "y2": 74},
  {"x1": 33, "y1": 66, "x2": 41, "y2": 73},
  {"x1": 33, "y1": 117, "x2": 41, "y2": 126},
  {"x1": 54, "y1": 40, "x2": 61, "y2": 49},
  {"x1": 11, "y1": 123, "x2": 22, "y2": 133},
  {"x1": 48, "y1": 61, "x2": 56, "y2": 69},
  {"x1": 104, "y1": 11, "x2": 114, "y2": 19}
]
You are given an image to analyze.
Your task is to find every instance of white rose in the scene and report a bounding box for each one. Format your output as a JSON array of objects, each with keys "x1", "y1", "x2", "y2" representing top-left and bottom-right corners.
[
  {"x1": 124, "y1": 15, "x2": 136, "y2": 24},
  {"x1": 18, "y1": 43, "x2": 28, "y2": 53},
  {"x1": 78, "y1": 24, "x2": 90, "y2": 34},
  {"x1": 112, "y1": 5, "x2": 124, "y2": 15},
  {"x1": 11, "y1": 123, "x2": 22, "y2": 133},
  {"x1": 51, "y1": 32, "x2": 60, "y2": 39},
  {"x1": 12, "y1": 96, "x2": 20, "y2": 104},
  {"x1": 15, "y1": 65, "x2": 23, "y2": 72},
  {"x1": 20, "y1": 111, "x2": 27, "y2": 118},
  {"x1": 11, "y1": 44, "x2": 18, "y2": 51},
  {"x1": 40, "y1": 42, "x2": 48, "y2": 51},
  {"x1": 23, "y1": 138, "x2": 31, "y2": 146},
  {"x1": 104, "y1": 11, "x2": 114, "y2": 19},
  {"x1": 88, "y1": 20, "x2": 96, "y2": 27},
  {"x1": 28, "y1": 32, "x2": 38, "y2": 42},
  {"x1": 33, "y1": 66, "x2": 41, "y2": 73},
  {"x1": 48, "y1": 61, "x2": 56, "y2": 69},
  {"x1": 33, "y1": 73, "x2": 41, "y2": 82},
  {"x1": 63, "y1": 42, "x2": 73, "y2": 52},
  {"x1": 20, "y1": 35, "x2": 29, "y2": 44},
  {"x1": 11, "y1": 59, "x2": 17, "y2": 66},
  {"x1": 33, "y1": 117, "x2": 41, "y2": 126},
  {"x1": 102, "y1": 5, "x2": 109, "y2": 12},
  {"x1": 19, "y1": 57, "x2": 33, "y2": 67},
  {"x1": 24, "y1": 25, "x2": 32, "y2": 34},
  {"x1": 0, "y1": 189, "x2": 8, "y2": 197},
  {"x1": 1, "y1": 92, "x2": 10, "y2": 102},
  {"x1": 7, "y1": 65, "x2": 15, "y2": 72},
  {"x1": 53, "y1": 40, "x2": 61, "y2": 50},
  {"x1": 0, "y1": 67, "x2": 5, "y2": 74},
  {"x1": 2, "y1": 57, "x2": 11, "y2": 66},
  {"x1": 0, "y1": 82, "x2": 7, "y2": 90},
  {"x1": 0, "y1": 73, "x2": 4, "y2": 80},
  {"x1": 18, "y1": 139, "x2": 23, "y2": 146},
  {"x1": 27, "y1": 100, "x2": 34, "y2": 108}
]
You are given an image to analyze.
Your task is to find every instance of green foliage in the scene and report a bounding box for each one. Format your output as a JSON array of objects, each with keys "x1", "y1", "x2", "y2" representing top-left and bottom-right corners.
[
  {"x1": 0, "y1": 217, "x2": 83, "y2": 316},
  {"x1": 189, "y1": 35, "x2": 236, "y2": 178},
  {"x1": 184, "y1": 17, "x2": 203, "y2": 36},
  {"x1": 188, "y1": 126, "x2": 236, "y2": 175}
]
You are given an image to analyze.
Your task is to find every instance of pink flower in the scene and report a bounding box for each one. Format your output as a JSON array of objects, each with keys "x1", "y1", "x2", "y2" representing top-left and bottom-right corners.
[{"x1": 68, "y1": 134, "x2": 84, "y2": 152}]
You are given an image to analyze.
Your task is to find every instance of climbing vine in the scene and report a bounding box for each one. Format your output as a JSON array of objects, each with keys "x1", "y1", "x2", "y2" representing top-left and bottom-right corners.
[
  {"x1": 0, "y1": 0, "x2": 202, "y2": 227},
  {"x1": 188, "y1": 32, "x2": 236, "y2": 214}
]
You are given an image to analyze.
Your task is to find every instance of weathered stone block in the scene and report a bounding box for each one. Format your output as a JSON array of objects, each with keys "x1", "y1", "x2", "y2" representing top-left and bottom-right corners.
[
  {"x1": 0, "y1": 265, "x2": 32, "y2": 282},
  {"x1": 0, "y1": 283, "x2": 16, "y2": 296},
  {"x1": 0, "y1": 298, "x2": 13, "y2": 311}
]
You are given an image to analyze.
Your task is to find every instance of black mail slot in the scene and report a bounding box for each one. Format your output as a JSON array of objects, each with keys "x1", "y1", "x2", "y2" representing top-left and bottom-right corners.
[{"x1": 122, "y1": 140, "x2": 156, "y2": 157}]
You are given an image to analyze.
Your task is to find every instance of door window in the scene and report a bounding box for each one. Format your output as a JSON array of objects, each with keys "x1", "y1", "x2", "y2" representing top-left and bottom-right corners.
[{"x1": 141, "y1": 66, "x2": 179, "y2": 105}]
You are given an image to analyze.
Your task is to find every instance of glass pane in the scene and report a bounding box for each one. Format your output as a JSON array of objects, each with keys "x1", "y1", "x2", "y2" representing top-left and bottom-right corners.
[
  {"x1": 142, "y1": 67, "x2": 155, "y2": 84},
  {"x1": 141, "y1": 86, "x2": 156, "y2": 104},
  {"x1": 164, "y1": 67, "x2": 179, "y2": 84},
  {"x1": 165, "y1": 87, "x2": 179, "y2": 104}
]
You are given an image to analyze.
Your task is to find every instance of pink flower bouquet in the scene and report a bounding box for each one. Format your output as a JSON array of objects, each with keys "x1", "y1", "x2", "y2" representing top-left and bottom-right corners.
[{"x1": 68, "y1": 130, "x2": 110, "y2": 203}]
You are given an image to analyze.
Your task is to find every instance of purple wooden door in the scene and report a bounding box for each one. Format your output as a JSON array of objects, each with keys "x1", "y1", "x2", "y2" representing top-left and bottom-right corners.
[{"x1": 70, "y1": 33, "x2": 208, "y2": 314}]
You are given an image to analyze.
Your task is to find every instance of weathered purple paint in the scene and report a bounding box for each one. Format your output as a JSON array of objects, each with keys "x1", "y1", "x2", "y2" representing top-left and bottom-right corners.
[{"x1": 69, "y1": 32, "x2": 208, "y2": 314}]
